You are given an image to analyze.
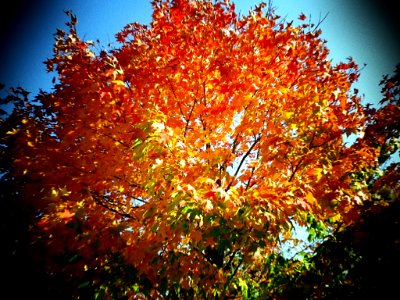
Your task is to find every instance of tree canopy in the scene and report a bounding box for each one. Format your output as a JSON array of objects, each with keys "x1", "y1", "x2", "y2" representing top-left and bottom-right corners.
[{"x1": 1, "y1": 0, "x2": 398, "y2": 299}]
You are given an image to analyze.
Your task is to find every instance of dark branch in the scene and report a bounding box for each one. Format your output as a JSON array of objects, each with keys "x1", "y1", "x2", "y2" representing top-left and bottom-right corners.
[
  {"x1": 91, "y1": 191, "x2": 136, "y2": 219},
  {"x1": 288, "y1": 158, "x2": 303, "y2": 182},
  {"x1": 226, "y1": 135, "x2": 261, "y2": 191},
  {"x1": 246, "y1": 149, "x2": 260, "y2": 190},
  {"x1": 184, "y1": 98, "x2": 197, "y2": 137}
]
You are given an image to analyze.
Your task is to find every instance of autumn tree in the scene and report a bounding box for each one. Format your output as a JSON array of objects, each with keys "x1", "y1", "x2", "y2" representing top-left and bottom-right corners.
[{"x1": 1, "y1": 0, "x2": 396, "y2": 298}]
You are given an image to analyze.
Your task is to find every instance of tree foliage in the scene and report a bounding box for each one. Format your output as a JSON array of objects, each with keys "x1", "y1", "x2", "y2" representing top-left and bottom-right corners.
[
  {"x1": 290, "y1": 62, "x2": 399, "y2": 300},
  {"x1": 1, "y1": 0, "x2": 398, "y2": 298}
]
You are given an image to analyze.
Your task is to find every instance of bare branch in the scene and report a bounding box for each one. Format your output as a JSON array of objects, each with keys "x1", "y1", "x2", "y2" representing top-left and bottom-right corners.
[
  {"x1": 312, "y1": 12, "x2": 329, "y2": 33},
  {"x1": 226, "y1": 135, "x2": 261, "y2": 191}
]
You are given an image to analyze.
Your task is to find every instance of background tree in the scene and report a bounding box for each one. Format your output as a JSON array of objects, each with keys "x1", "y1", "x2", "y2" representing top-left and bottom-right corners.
[{"x1": 1, "y1": 0, "x2": 396, "y2": 298}]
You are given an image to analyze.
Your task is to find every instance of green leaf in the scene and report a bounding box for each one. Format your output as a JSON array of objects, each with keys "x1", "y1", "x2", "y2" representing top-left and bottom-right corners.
[
  {"x1": 238, "y1": 277, "x2": 249, "y2": 299},
  {"x1": 78, "y1": 280, "x2": 90, "y2": 288},
  {"x1": 131, "y1": 138, "x2": 142, "y2": 148}
]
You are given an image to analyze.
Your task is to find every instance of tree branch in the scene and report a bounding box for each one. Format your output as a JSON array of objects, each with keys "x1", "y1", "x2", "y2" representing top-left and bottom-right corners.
[
  {"x1": 246, "y1": 148, "x2": 260, "y2": 190},
  {"x1": 226, "y1": 135, "x2": 261, "y2": 191},
  {"x1": 91, "y1": 191, "x2": 136, "y2": 219},
  {"x1": 288, "y1": 157, "x2": 303, "y2": 182},
  {"x1": 183, "y1": 98, "x2": 197, "y2": 137},
  {"x1": 221, "y1": 255, "x2": 244, "y2": 299}
]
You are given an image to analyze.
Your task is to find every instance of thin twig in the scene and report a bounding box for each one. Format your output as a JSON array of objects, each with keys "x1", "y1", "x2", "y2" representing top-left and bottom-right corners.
[
  {"x1": 226, "y1": 135, "x2": 261, "y2": 191},
  {"x1": 91, "y1": 191, "x2": 136, "y2": 219}
]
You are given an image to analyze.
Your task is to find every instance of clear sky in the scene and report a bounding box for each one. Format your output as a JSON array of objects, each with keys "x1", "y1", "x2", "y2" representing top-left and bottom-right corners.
[{"x1": 0, "y1": 0, "x2": 399, "y2": 108}]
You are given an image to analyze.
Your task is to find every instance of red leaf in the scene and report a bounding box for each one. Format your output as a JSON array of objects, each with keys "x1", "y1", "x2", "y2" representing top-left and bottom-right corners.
[{"x1": 299, "y1": 13, "x2": 306, "y2": 21}]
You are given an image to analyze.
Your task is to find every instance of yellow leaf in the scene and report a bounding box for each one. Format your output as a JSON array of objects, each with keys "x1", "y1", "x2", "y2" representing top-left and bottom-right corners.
[
  {"x1": 112, "y1": 80, "x2": 125, "y2": 87},
  {"x1": 59, "y1": 187, "x2": 71, "y2": 197},
  {"x1": 6, "y1": 128, "x2": 19, "y2": 135},
  {"x1": 305, "y1": 192, "x2": 316, "y2": 205},
  {"x1": 284, "y1": 112, "x2": 294, "y2": 119},
  {"x1": 330, "y1": 214, "x2": 341, "y2": 223},
  {"x1": 51, "y1": 187, "x2": 59, "y2": 197},
  {"x1": 315, "y1": 168, "x2": 323, "y2": 181}
]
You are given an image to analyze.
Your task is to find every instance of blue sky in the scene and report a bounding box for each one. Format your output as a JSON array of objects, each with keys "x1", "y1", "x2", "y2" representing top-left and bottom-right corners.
[{"x1": 0, "y1": 0, "x2": 399, "y2": 108}]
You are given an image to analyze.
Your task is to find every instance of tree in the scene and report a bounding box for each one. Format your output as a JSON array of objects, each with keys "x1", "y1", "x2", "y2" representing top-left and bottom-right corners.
[
  {"x1": 0, "y1": 0, "x2": 395, "y2": 298},
  {"x1": 268, "y1": 63, "x2": 400, "y2": 300}
]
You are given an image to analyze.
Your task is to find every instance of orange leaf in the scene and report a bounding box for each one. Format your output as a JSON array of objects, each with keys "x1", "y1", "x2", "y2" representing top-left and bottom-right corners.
[{"x1": 58, "y1": 209, "x2": 75, "y2": 220}]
